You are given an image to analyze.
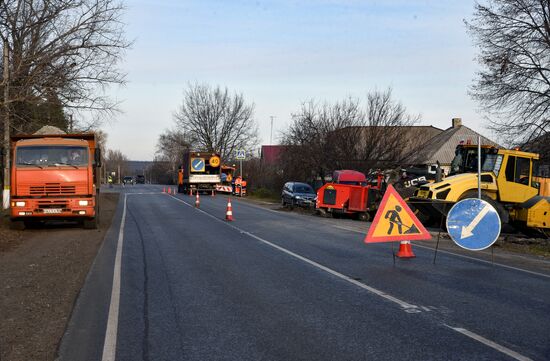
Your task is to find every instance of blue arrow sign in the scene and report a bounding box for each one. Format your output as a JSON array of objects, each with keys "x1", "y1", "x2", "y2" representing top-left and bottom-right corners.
[
  {"x1": 446, "y1": 198, "x2": 501, "y2": 251},
  {"x1": 191, "y1": 158, "x2": 205, "y2": 172}
]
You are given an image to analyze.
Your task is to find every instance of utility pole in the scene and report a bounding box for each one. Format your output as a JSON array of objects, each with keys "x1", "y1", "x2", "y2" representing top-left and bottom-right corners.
[
  {"x1": 270, "y1": 116, "x2": 275, "y2": 144},
  {"x1": 3, "y1": 44, "x2": 10, "y2": 210}
]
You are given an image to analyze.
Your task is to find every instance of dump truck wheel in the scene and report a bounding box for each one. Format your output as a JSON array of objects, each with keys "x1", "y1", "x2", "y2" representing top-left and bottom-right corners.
[
  {"x1": 9, "y1": 220, "x2": 25, "y2": 230},
  {"x1": 357, "y1": 212, "x2": 370, "y2": 222},
  {"x1": 83, "y1": 218, "x2": 98, "y2": 229}
]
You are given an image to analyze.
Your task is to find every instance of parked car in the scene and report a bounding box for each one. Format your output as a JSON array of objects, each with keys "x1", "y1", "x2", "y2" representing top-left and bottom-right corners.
[
  {"x1": 281, "y1": 182, "x2": 316, "y2": 208},
  {"x1": 136, "y1": 174, "x2": 145, "y2": 184},
  {"x1": 123, "y1": 176, "x2": 134, "y2": 185}
]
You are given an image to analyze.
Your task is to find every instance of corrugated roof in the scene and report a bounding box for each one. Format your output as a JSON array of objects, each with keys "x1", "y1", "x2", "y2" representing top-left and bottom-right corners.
[{"x1": 404, "y1": 125, "x2": 500, "y2": 165}]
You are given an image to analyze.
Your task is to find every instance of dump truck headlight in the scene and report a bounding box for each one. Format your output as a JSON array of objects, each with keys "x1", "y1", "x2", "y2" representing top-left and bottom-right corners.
[
  {"x1": 79, "y1": 200, "x2": 89, "y2": 206},
  {"x1": 15, "y1": 201, "x2": 26, "y2": 207}
]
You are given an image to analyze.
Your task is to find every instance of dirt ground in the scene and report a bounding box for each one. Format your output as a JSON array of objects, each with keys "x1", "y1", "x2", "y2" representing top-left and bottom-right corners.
[{"x1": 0, "y1": 192, "x2": 119, "y2": 361}]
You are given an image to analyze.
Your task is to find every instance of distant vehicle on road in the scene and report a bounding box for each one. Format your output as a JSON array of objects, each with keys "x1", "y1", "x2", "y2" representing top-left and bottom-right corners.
[
  {"x1": 135, "y1": 175, "x2": 145, "y2": 184},
  {"x1": 123, "y1": 176, "x2": 134, "y2": 185},
  {"x1": 281, "y1": 182, "x2": 316, "y2": 208},
  {"x1": 177, "y1": 150, "x2": 221, "y2": 193}
]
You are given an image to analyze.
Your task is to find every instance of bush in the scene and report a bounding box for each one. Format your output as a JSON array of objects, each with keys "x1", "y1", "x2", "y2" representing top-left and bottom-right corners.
[{"x1": 250, "y1": 187, "x2": 279, "y2": 200}]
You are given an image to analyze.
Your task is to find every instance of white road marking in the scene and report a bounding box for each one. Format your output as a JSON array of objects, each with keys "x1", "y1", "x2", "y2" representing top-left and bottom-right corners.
[
  {"x1": 446, "y1": 325, "x2": 533, "y2": 361},
  {"x1": 166, "y1": 193, "x2": 536, "y2": 361},
  {"x1": 101, "y1": 194, "x2": 127, "y2": 361},
  {"x1": 333, "y1": 223, "x2": 550, "y2": 279},
  {"x1": 167, "y1": 194, "x2": 419, "y2": 312}
]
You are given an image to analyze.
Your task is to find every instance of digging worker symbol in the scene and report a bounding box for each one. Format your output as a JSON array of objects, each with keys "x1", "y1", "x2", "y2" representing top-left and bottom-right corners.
[
  {"x1": 385, "y1": 205, "x2": 403, "y2": 235},
  {"x1": 384, "y1": 205, "x2": 420, "y2": 235}
]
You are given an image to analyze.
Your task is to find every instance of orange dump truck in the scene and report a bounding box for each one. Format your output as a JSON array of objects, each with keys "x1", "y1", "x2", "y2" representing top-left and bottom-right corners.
[{"x1": 9, "y1": 132, "x2": 101, "y2": 229}]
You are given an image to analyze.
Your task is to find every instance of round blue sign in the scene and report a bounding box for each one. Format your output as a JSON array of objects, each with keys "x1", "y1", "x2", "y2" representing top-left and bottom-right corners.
[
  {"x1": 191, "y1": 158, "x2": 205, "y2": 172},
  {"x1": 446, "y1": 198, "x2": 501, "y2": 251}
]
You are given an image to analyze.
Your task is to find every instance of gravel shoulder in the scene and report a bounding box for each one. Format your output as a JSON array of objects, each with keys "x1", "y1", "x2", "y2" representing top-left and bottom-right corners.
[{"x1": 0, "y1": 192, "x2": 119, "y2": 361}]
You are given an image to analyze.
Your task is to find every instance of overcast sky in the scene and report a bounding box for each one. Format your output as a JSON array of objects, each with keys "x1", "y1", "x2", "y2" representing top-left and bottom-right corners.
[{"x1": 105, "y1": 0, "x2": 486, "y2": 161}]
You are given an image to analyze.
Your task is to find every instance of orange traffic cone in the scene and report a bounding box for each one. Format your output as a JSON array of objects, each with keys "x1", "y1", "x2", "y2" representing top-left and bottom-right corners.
[
  {"x1": 396, "y1": 241, "x2": 415, "y2": 258},
  {"x1": 163, "y1": 187, "x2": 166, "y2": 193},
  {"x1": 189, "y1": 188, "x2": 192, "y2": 196},
  {"x1": 195, "y1": 192, "x2": 200, "y2": 208},
  {"x1": 211, "y1": 189, "x2": 215, "y2": 197},
  {"x1": 225, "y1": 198, "x2": 233, "y2": 221}
]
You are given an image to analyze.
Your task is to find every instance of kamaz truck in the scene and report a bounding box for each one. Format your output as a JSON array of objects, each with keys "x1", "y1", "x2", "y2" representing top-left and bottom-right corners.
[
  {"x1": 9, "y1": 131, "x2": 101, "y2": 229},
  {"x1": 177, "y1": 150, "x2": 221, "y2": 193}
]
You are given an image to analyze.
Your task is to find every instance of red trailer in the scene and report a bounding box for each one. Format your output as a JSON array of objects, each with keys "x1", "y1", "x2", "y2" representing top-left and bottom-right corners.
[{"x1": 316, "y1": 170, "x2": 384, "y2": 221}]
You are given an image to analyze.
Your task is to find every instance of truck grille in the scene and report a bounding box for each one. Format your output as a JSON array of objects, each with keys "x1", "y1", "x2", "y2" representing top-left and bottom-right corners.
[
  {"x1": 29, "y1": 184, "x2": 76, "y2": 196},
  {"x1": 37, "y1": 200, "x2": 68, "y2": 209}
]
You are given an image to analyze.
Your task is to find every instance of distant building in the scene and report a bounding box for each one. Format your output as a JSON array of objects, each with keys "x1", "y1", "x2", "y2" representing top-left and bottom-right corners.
[
  {"x1": 261, "y1": 145, "x2": 287, "y2": 165},
  {"x1": 403, "y1": 118, "x2": 500, "y2": 174}
]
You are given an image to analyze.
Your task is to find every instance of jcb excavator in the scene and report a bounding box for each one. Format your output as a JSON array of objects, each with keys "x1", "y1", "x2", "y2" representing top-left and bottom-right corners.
[{"x1": 409, "y1": 146, "x2": 550, "y2": 236}]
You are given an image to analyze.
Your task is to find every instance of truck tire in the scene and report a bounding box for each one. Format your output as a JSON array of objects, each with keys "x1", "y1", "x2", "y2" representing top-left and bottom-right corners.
[
  {"x1": 9, "y1": 220, "x2": 25, "y2": 230},
  {"x1": 83, "y1": 218, "x2": 98, "y2": 229},
  {"x1": 357, "y1": 212, "x2": 370, "y2": 222}
]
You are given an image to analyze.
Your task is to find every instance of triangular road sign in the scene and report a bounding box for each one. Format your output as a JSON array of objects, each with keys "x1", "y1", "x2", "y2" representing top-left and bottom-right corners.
[{"x1": 365, "y1": 184, "x2": 431, "y2": 243}]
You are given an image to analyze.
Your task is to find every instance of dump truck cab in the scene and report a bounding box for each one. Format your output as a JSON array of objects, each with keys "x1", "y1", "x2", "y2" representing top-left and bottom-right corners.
[{"x1": 10, "y1": 133, "x2": 101, "y2": 229}]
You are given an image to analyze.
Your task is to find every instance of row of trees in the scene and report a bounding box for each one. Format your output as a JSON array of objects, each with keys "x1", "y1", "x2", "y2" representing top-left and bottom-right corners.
[
  {"x1": 1, "y1": 0, "x2": 129, "y2": 196},
  {"x1": 152, "y1": 0, "x2": 550, "y2": 189}
]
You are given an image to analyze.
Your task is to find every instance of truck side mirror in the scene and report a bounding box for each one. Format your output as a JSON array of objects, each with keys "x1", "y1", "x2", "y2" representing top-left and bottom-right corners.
[{"x1": 95, "y1": 148, "x2": 102, "y2": 167}]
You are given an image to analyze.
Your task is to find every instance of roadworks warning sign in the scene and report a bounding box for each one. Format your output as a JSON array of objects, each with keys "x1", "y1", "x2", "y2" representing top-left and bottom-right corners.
[{"x1": 365, "y1": 184, "x2": 431, "y2": 243}]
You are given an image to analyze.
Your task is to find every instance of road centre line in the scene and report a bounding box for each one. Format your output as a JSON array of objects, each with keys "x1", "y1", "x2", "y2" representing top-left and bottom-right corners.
[
  {"x1": 445, "y1": 326, "x2": 533, "y2": 361},
  {"x1": 168, "y1": 194, "x2": 421, "y2": 311},
  {"x1": 334, "y1": 225, "x2": 550, "y2": 279},
  {"x1": 167, "y1": 193, "x2": 534, "y2": 361},
  {"x1": 101, "y1": 194, "x2": 128, "y2": 361}
]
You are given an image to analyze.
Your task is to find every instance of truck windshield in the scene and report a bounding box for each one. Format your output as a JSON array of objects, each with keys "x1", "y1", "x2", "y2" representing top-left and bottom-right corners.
[
  {"x1": 449, "y1": 146, "x2": 490, "y2": 175},
  {"x1": 16, "y1": 146, "x2": 89, "y2": 167}
]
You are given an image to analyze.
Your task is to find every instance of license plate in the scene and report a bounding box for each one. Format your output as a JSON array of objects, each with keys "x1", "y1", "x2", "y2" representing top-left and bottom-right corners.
[
  {"x1": 43, "y1": 208, "x2": 62, "y2": 214},
  {"x1": 417, "y1": 190, "x2": 430, "y2": 198}
]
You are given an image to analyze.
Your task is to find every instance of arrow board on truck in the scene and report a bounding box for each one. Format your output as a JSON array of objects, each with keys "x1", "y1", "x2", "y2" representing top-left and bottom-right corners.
[
  {"x1": 446, "y1": 198, "x2": 501, "y2": 251},
  {"x1": 364, "y1": 184, "x2": 431, "y2": 243},
  {"x1": 191, "y1": 158, "x2": 205, "y2": 172}
]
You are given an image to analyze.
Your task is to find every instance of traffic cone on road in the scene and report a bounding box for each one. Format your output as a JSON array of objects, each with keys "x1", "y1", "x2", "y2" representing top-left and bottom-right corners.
[
  {"x1": 225, "y1": 198, "x2": 233, "y2": 221},
  {"x1": 189, "y1": 188, "x2": 192, "y2": 196},
  {"x1": 211, "y1": 189, "x2": 215, "y2": 197},
  {"x1": 195, "y1": 192, "x2": 200, "y2": 208},
  {"x1": 396, "y1": 241, "x2": 415, "y2": 258},
  {"x1": 163, "y1": 187, "x2": 166, "y2": 193}
]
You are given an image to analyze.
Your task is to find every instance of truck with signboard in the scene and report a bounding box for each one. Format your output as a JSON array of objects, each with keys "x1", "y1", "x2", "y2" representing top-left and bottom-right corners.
[
  {"x1": 177, "y1": 150, "x2": 222, "y2": 193},
  {"x1": 9, "y1": 129, "x2": 101, "y2": 229}
]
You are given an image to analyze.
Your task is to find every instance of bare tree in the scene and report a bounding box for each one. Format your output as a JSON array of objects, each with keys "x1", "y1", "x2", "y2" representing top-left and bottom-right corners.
[
  {"x1": 0, "y1": 0, "x2": 129, "y2": 133},
  {"x1": 104, "y1": 149, "x2": 128, "y2": 184},
  {"x1": 155, "y1": 128, "x2": 192, "y2": 184},
  {"x1": 358, "y1": 88, "x2": 420, "y2": 170},
  {"x1": 280, "y1": 88, "x2": 419, "y2": 184},
  {"x1": 173, "y1": 83, "x2": 258, "y2": 161},
  {"x1": 281, "y1": 97, "x2": 363, "y2": 182},
  {"x1": 467, "y1": 0, "x2": 550, "y2": 145}
]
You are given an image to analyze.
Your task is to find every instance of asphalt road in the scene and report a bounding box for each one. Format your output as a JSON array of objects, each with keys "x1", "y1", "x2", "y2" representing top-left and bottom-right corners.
[{"x1": 58, "y1": 184, "x2": 550, "y2": 361}]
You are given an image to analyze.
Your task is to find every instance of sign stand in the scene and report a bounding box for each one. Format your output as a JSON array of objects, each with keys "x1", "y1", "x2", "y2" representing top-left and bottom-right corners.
[
  {"x1": 391, "y1": 243, "x2": 396, "y2": 266},
  {"x1": 433, "y1": 216, "x2": 445, "y2": 264}
]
